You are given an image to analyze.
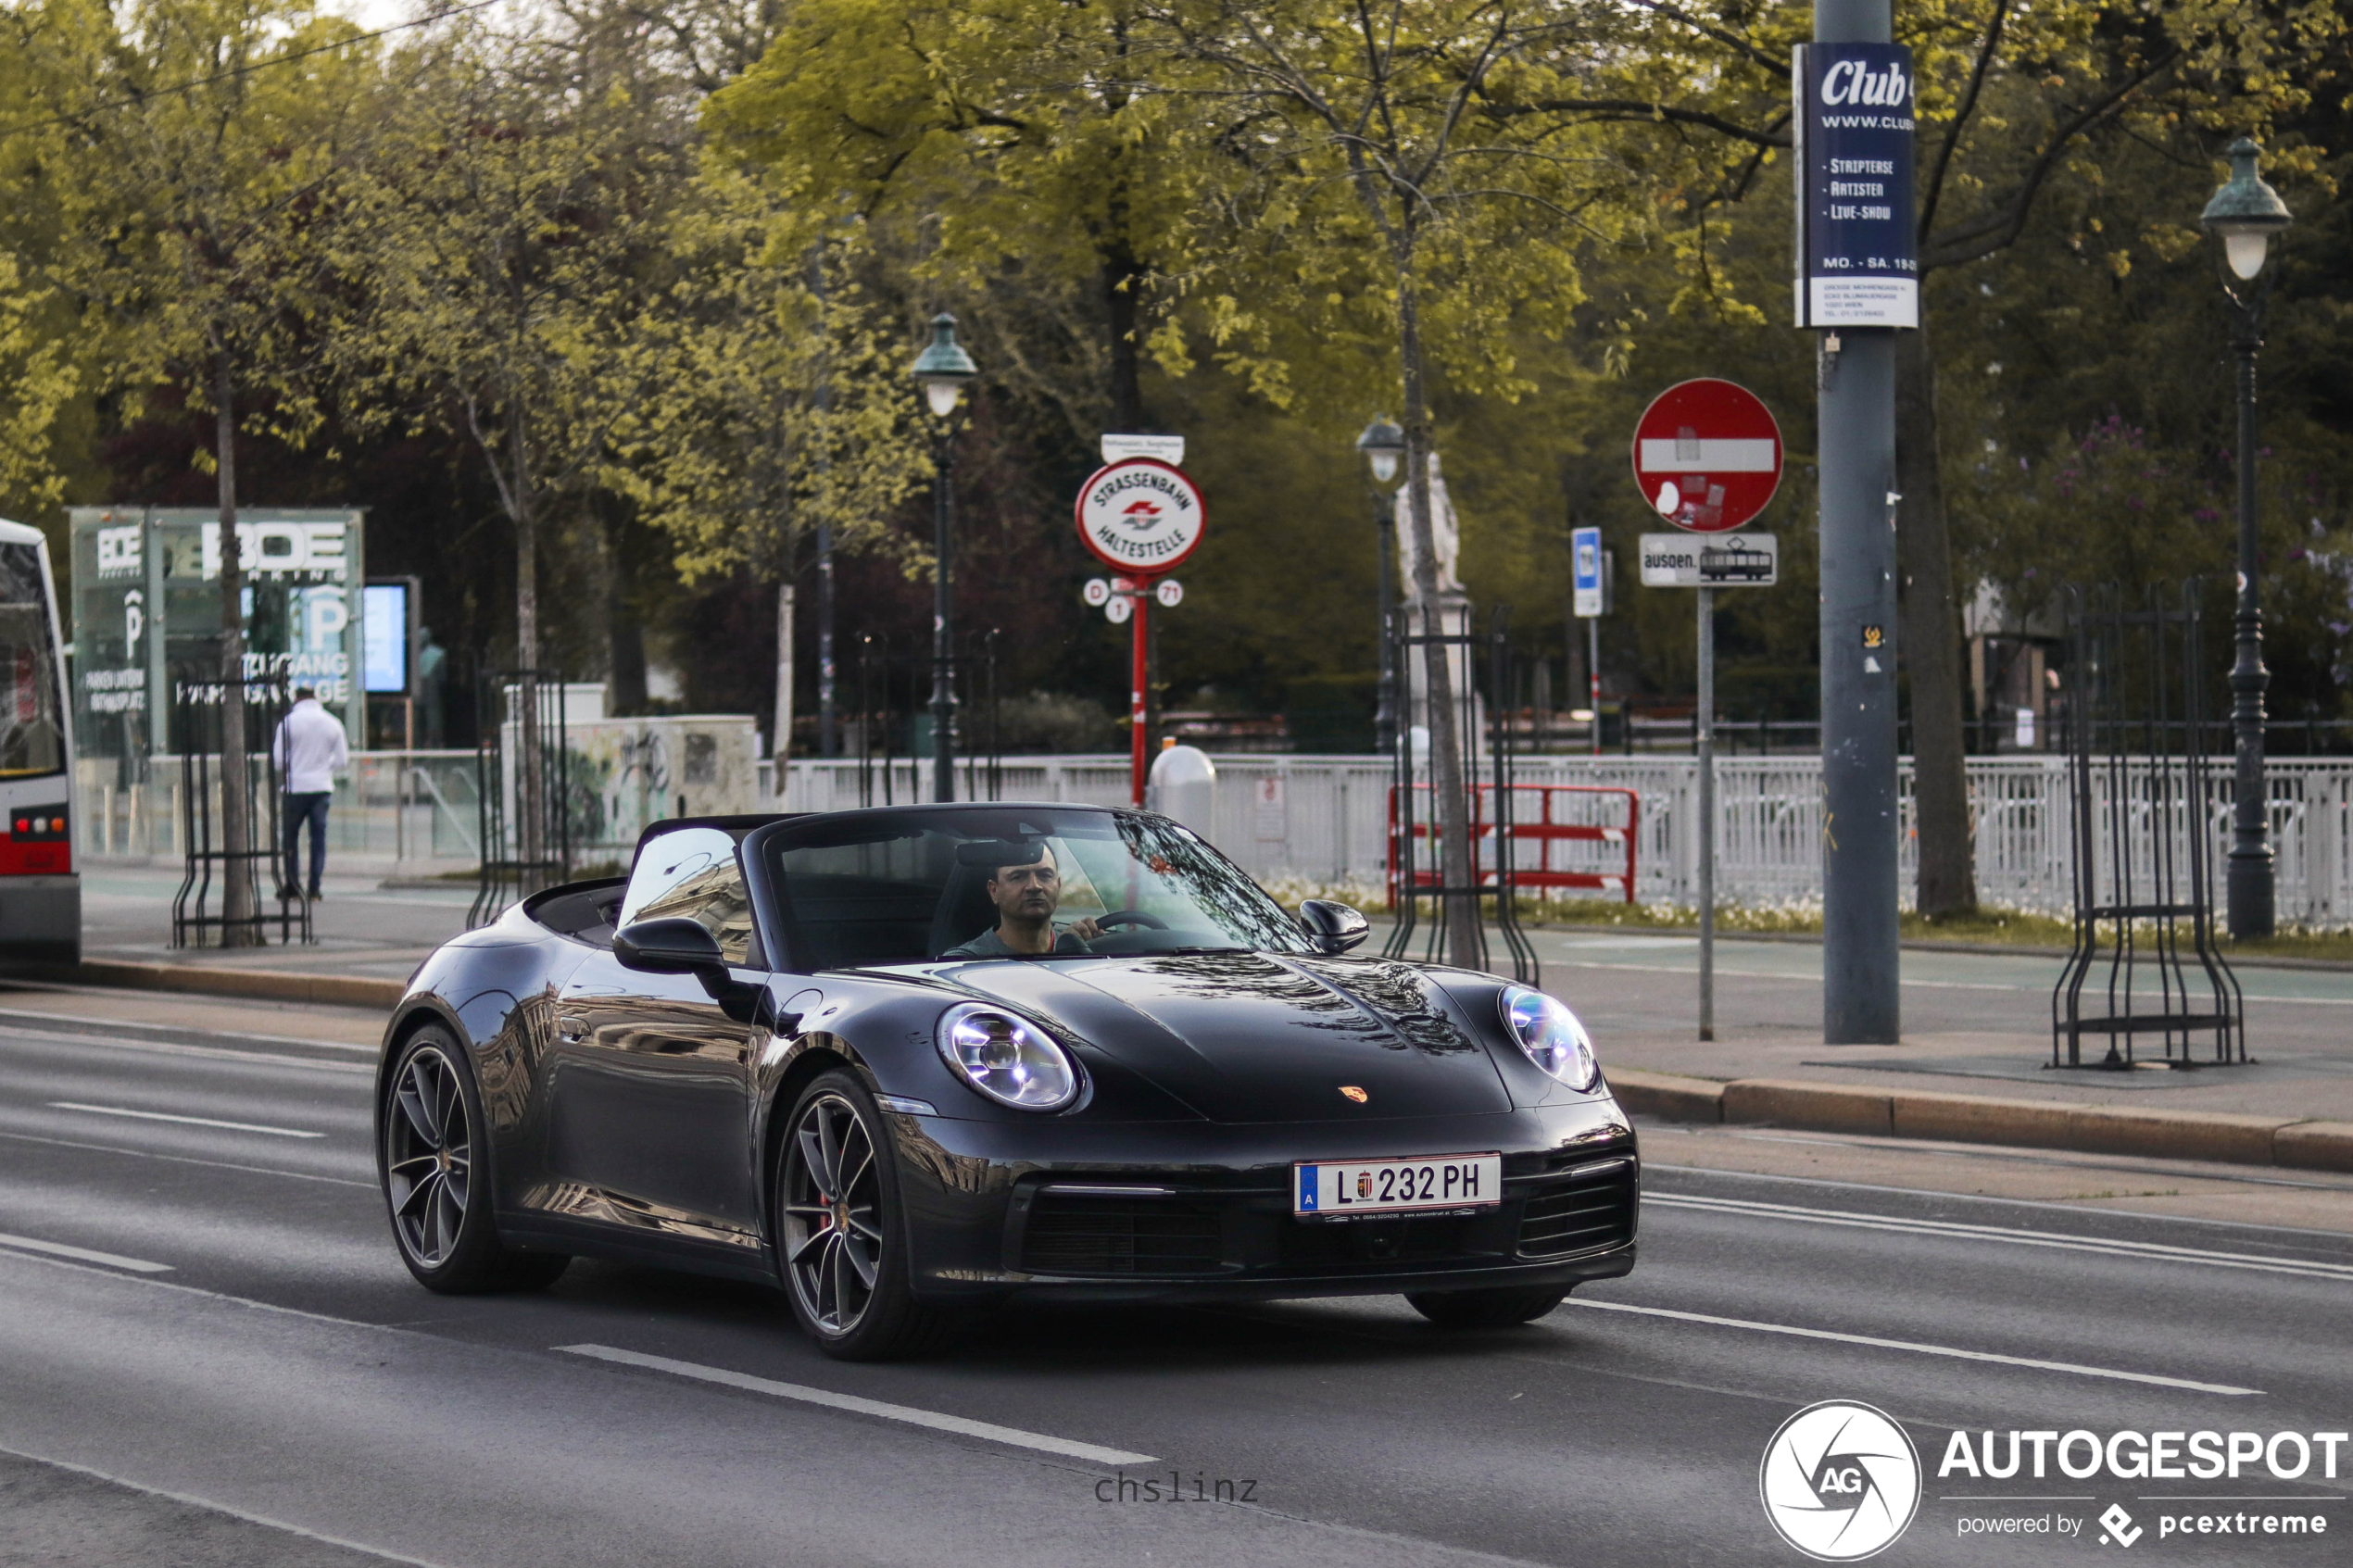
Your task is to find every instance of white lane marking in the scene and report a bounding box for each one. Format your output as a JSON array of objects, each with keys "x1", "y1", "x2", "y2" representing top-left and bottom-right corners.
[
  {"x1": 556, "y1": 1343, "x2": 1158, "y2": 1466},
  {"x1": 0, "y1": 1441, "x2": 460, "y2": 1568},
  {"x1": 47, "y1": 1102, "x2": 327, "y2": 1139},
  {"x1": 0, "y1": 1028, "x2": 372, "y2": 1074},
  {"x1": 0, "y1": 1129, "x2": 375, "y2": 1188},
  {"x1": 1647, "y1": 1193, "x2": 2353, "y2": 1281},
  {"x1": 1566, "y1": 1299, "x2": 2262, "y2": 1396},
  {"x1": 0, "y1": 1231, "x2": 172, "y2": 1273},
  {"x1": 1646, "y1": 1160, "x2": 2353, "y2": 1238},
  {"x1": 0, "y1": 1006, "x2": 376, "y2": 1052}
]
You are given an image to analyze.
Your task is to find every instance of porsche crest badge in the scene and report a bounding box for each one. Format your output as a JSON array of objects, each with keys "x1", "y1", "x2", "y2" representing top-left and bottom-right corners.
[{"x1": 1339, "y1": 1085, "x2": 1369, "y2": 1104}]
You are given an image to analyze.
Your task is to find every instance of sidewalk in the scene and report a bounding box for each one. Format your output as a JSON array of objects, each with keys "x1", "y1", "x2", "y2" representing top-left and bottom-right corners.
[
  {"x1": 49, "y1": 881, "x2": 2353, "y2": 1173},
  {"x1": 78, "y1": 866, "x2": 473, "y2": 988},
  {"x1": 1506, "y1": 927, "x2": 2353, "y2": 1172}
]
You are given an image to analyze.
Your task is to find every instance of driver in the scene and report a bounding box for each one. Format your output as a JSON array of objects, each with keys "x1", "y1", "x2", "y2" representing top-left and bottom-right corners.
[{"x1": 943, "y1": 843, "x2": 1103, "y2": 958}]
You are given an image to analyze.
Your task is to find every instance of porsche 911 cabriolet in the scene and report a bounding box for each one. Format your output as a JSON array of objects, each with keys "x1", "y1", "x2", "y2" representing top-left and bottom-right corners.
[{"x1": 376, "y1": 803, "x2": 1638, "y2": 1359}]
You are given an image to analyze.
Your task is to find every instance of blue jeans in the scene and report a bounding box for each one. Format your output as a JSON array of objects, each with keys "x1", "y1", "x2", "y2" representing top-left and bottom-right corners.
[{"x1": 283, "y1": 791, "x2": 331, "y2": 896}]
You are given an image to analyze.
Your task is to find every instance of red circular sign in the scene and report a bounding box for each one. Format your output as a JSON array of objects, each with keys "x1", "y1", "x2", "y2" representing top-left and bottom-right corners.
[
  {"x1": 1074, "y1": 458, "x2": 1205, "y2": 576},
  {"x1": 1630, "y1": 379, "x2": 1783, "y2": 533}
]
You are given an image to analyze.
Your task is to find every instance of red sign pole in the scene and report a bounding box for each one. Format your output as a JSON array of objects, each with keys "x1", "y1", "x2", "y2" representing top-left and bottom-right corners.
[{"x1": 1128, "y1": 588, "x2": 1151, "y2": 805}]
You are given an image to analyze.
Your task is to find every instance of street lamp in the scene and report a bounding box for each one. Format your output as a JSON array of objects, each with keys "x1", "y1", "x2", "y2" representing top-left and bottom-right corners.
[
  {"x1": 2199, "y1": 137, "x2": 2294, "y2": 940},
  {"x1": 908, "y1": 312, "x2": 977, "y2": 802},
  {"x1": 1357, "y1": 415, "x2": 1407, "y2": 754}
]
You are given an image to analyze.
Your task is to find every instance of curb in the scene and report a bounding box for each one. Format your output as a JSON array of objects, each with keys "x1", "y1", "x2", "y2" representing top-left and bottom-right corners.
[
  {"x1": 1609, "y1": 1068, "x2": 2353, "y2": 1175},
  {"x1": 17, "y1": 960, "x2": 406, "y2": 1011}
]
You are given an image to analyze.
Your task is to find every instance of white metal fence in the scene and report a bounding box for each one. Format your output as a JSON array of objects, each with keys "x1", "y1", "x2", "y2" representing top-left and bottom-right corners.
[
  {"x1": 77, "y1": 752, "x2": 484, "y2": 867},
  {"x1": 773, "y1": 753, "x2": 2353, "y2": 927}
]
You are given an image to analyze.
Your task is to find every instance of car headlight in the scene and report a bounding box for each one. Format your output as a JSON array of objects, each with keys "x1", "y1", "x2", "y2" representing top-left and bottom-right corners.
[
  {"x1": 936, "y1": 1003, "x2": 1081, "y2": 1110},
  {"x1": 1499, "y1": 985, "x2": 1600, "y2": 1091}
]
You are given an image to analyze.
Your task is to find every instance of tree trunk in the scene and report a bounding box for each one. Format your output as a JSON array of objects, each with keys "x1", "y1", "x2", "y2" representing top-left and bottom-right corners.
[
  {"x1": 510, "y1": 392, "x2": 545, "y2": 872},
  {"x1": 774, "y1": 578, "x2": 797, "y2": 767},
  {"x1": 213, "y1": 349, "x2": 259, "y2": 945},
  {"x1": 1394, "y1": 266, "x2": 1480, "y2": 969},
  {"x1": 1102, "y1": 244, "x2": 1146, "y2": 433},
  {"x1": 1895, "y1": 324, "x2": 1977, "y2": 917},
  {"x1": 602, "y1": 498, "x2": 648, "y2": 716}
]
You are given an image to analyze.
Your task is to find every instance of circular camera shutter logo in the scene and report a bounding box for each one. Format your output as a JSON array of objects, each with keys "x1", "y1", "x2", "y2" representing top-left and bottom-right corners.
[{"x1": 1758, "y1": 1400, "x2": 1920, "y2": 1561}]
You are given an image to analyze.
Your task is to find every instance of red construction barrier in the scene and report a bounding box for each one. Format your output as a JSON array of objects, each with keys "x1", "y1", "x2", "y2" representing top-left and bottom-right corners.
[{"x1": 1388, "y1": 784, "x2": 1638, "y2": 905}]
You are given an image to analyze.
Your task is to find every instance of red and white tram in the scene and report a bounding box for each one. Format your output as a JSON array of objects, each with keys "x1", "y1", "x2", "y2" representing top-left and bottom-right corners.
[{"x1": 0, "y1": 519, "x2": 76, "y2": 963}]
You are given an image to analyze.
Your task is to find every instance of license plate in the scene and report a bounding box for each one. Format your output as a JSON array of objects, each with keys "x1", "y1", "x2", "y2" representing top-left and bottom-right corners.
[{"x1": 1293, "y1": 1153, "x2": 1502, "y2": 1217}]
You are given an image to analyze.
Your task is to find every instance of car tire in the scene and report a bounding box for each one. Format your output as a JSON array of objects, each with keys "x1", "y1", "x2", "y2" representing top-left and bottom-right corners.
[
  {"x1": 775, "y1": 1069, "x2": 963, "y2": 1361},
  {"x1": 1403, "y1": 1285, "x2": 1567, "y2": 1328},
  {"x1": 381, "y1": 1026, "x2": 570, "y2": 1294}
]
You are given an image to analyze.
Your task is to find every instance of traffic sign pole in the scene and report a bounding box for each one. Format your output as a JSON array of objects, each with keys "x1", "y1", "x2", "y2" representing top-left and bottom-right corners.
[
  {"x1": 1128, "y1": 591, "x2": 1151, "y2": 805},
  {"x1": 1629, "y1": 381, "x2": 1780, "y2": 1042},
  {"x1": 1697, "y1": 586, "x2": 1715, "y2": 1041},
  {"x1": 1074, "y1": 458, "x2": 1206, "y2": 809},
  {"x1": 1808, "y1": 0, "x2": 1905, "y2": 1044}
]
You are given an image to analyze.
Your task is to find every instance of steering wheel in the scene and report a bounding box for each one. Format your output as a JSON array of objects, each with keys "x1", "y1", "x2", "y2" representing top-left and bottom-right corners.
[{"x1": 1093, "y1": 909, "x2": 1169, "y2": 931}]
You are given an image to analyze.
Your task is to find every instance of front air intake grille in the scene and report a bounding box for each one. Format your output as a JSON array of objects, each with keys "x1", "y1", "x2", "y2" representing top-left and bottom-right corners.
[
  {"x1": 1020, "y1": 1195, "x2": 1226, "y2": 1276},
  {"x1": 1516, "y1": 1159, "x2": 1638, "y2": 1259}
]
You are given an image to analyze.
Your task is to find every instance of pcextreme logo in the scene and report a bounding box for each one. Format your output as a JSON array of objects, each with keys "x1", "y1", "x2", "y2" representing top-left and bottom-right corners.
[{"x1": 1760, "y1": 1400, "x2": 1923, "y2": 1561}]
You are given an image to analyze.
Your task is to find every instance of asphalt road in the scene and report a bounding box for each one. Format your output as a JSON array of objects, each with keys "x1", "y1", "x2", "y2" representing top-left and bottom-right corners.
[{"x1": 1, "y1": 1014, "x2": 2347, "y2": 1567}]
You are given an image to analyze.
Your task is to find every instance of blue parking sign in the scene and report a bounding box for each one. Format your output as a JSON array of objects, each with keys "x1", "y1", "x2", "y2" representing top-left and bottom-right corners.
[{"x1": 1572, "y1": 526, "x2": 1605, "y2": 617}]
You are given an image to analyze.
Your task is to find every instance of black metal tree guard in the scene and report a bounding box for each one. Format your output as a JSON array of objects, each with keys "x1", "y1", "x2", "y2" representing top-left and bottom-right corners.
[
  {"x1": 170, "y1": 667, "x2": 312, "y2": 948},
  {"x1": 850, "y1": 633, "x2": 1003, "y2": 808},
  {"x1": 1383, "y1": 604, "x2": 1538, "y2": 984},
  {"x1": 2051, "y1": 583, "x2": 2245, "y2": 1068},
  {"x1": 471, "y1": 670, "x2": 574, "y2": 929}
]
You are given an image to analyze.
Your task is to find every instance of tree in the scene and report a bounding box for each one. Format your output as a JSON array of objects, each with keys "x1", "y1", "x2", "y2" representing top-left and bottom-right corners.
[
  {"x1": 35, "y1": 0, "x2": 372, "y2": 939},
  {"x1": 340, "y1": 13, "x2": 686, "y2": 868},
  {"x1": 1615, "y1": 0, "x2": 2340, "y2": 917},
  {"x1": 1137, "y1": 0, "x2": 1659, "y2": 964},
  {"x1": 707, "y1": 0, "x2": 1223, "y2": 438}
]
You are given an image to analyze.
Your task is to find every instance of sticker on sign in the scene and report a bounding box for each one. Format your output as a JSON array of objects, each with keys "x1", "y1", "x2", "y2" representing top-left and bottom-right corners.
[{"x1": 1640, "y1": 533, "x2": 1778, "y2": 587}]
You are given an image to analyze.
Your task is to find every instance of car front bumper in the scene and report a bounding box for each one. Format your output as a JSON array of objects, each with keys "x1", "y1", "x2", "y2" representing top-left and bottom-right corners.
[{"x1": 888, "y1": 1097, "x2": 1639, "y2": 1305}]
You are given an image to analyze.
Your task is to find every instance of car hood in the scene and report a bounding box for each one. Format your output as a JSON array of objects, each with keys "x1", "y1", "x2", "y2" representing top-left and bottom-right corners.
[{"x1": 936, "y1": 950, "x2": 1513, "y2": 1123}]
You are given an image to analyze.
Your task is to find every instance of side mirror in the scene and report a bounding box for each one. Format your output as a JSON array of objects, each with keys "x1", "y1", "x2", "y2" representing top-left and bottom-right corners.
[
  {"x1": 614, "y1": 917, "x2": 727, "y2": 978},
  {"x1": 1299, "y1": 899, "x2": 1371, "y2": 955},
  {"x1": 615, "y1": 918, "x2": 766, "y2": 1022}
]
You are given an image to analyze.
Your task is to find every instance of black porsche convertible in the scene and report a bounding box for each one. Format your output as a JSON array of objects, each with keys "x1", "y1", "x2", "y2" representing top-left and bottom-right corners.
[{"x1": 377, "y1": 803, "x2": 1638, "y2": 1359}]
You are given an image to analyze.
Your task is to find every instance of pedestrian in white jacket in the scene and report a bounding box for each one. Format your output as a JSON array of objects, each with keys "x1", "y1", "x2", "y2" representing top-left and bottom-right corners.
[{"x1": 273, "y1": 688, "x2": 349, "y2": 900}]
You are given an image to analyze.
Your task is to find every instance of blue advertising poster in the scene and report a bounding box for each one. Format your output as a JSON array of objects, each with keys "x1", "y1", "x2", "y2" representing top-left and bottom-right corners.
[{"x1": 1793, "y1": 42, "x2": 1917, "y2": 328}]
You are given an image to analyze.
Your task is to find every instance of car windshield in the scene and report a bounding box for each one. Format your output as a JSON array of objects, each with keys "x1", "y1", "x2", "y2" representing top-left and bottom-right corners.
[{"x1": 758, "y1": 807, "x2": 1317, "y2": 970}]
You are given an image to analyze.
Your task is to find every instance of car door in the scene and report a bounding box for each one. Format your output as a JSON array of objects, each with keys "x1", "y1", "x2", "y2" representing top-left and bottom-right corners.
[{"x1": 547, "y1": 827, "x2": 766, "y2": 1239}]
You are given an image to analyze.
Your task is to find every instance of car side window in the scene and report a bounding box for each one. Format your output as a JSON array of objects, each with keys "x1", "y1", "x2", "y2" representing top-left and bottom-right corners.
[{"x1": 621, "y1": 826, "x2": 755, "y2": 965}]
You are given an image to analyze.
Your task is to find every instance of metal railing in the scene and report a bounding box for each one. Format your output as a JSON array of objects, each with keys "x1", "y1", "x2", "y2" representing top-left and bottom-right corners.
[{"x1": 774, "y1": 751, "x2": 2353, "y2": 925}]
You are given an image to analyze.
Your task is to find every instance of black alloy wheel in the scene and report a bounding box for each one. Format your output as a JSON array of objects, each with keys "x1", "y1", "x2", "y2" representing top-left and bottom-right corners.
[
  {"x1": 1403, "y1": 1285, "x2": 1568, "y2": 1328},
  {"x1": 775, "y1": 1070, "x2": 963, "y2": 1360},
  {"x1": 380, "y1": 1027, "x2": 569, "y2": 1294}
]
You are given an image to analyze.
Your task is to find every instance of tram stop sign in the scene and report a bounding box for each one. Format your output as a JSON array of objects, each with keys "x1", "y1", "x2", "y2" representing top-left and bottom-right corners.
[{"x1": 1630, "y1": 379, "x2": 1783, "y2": 533}]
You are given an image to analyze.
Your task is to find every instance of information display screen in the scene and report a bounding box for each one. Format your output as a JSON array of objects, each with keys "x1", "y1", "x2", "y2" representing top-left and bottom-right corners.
[{"x1": 362, "y1": 582, "x2": 409, "y2": 694}]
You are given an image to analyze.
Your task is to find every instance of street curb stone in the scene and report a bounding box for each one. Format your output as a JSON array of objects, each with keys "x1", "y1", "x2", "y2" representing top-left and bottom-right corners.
[
  {"x1": 21, "y1": 960, "x2": 406, "y2": 1011},
  {"x1": 1609, "y1": 1067, "x2": 2353, "y2": 1174}
]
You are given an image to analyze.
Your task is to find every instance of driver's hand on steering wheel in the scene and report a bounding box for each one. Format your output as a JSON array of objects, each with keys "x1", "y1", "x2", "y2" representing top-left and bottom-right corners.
[{"x1": 1063, "y1": 916, "x2": 1104, "y2": 942}]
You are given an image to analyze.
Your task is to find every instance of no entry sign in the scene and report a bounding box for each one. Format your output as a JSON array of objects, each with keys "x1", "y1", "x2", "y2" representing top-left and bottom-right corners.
[
  {"x1": 1630, "y1": 380, "x2": 1783, "y2": 533},
  {"x1": 1075, "y1": 458, "x2": 1205, "y2": 575}
]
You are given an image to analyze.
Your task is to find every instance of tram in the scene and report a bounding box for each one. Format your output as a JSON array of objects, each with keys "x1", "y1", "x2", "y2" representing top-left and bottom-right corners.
[{"x1": 0, "y1": 519, "x2": 76, "y2": 964}]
